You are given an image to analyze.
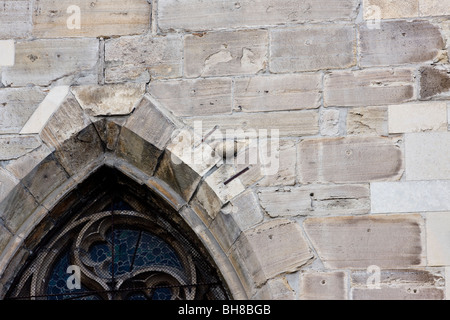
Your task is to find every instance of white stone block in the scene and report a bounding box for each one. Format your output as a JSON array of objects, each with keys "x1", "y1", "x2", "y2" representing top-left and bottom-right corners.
[
  {"x1": 0, "y1": 40, "x2": 15, "y2": 67},
  {"x1": 426, "y1": 212, "x2": 450, "y2": 266},
  {"x1": 388, "y1": 102, "x2": 448, "y2": 133},
  {"x1": 371, "y1": 180, "x2": 450, "y2": 213},
  {"x1": 405, "y1": 132, "x2": 450, "y2": 180}
]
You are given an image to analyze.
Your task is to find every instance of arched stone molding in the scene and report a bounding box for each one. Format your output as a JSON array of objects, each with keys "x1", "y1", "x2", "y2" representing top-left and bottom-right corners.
[{"x1": 0, "y1": 85, "x2": 314, "y2": 299}]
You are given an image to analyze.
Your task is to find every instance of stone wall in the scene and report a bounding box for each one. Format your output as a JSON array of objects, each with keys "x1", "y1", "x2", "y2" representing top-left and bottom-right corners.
[{"x1": 0, "y1": 0, "x2": 449, "y2": 300}]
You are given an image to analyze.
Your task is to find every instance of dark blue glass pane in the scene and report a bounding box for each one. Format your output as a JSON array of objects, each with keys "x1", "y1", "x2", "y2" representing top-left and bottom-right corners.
[{"x1": 152, "y1": 288, "x2": 172, "y2": 300}]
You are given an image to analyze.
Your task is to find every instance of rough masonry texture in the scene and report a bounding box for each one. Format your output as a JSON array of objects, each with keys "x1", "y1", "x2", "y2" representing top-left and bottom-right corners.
[{"x1": 0, "y1": 0, "x2": 449, "y2": 301}]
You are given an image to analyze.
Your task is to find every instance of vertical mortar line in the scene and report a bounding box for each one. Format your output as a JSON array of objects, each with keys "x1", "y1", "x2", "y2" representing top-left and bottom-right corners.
[
  {"x1": 151, "y1": 0, "x2": 158, "y2": 35},
  {"x1": 98, "y1": 37, "x2": 105, "y2": 85}
]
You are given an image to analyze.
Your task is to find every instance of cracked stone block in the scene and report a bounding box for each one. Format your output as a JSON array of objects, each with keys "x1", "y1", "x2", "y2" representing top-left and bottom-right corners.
[
  {"x1": 0, "y1": 87, "x2": 46, "y2": 134},
  {"x1": 258, "y1": 184, "x2": 370, "y2": 217},
  {"x1": 105, "y1": 34, "x2": 182, "y2": 82},
  {"x1": 32, "y1": 0, "x2": 151, "y2": 38},
  {"x1": 234, "y1": 73, "x2": 321, "y2": 112},
  {"x1": 299, "y1": 271, "x2": 348, "y2": 300},
  {"x1": 149, "y1": 78, "x2": 232, "y2": 117},
  {"x1": 362, "y1": 0, "x2": 419, "y2": 19},
  {"x1": 324, "y1": 68, "x2": 415, "y2": 107},
  {"x1": 4, "y1": 144, "x2": 53, "y2": 181},
  {"x1": 298, "y1": 136, "x2": 404, "y2": 183},
  {"x1": 419, "y1": 66, "x2": 450, "y2": 100},
  {"x1": 158, "y1": 0, "x2": 358, "y2": 31},
  {"x1": 253, "y1": 277, "x2": 295, "y2": 300},
  {"x1": 0, "y1": 135, "x2": 41, "y2": 161},
  {"x1": 1, "y1": 38, "x2": 99, "y2": 87},
  {"x1": 388, "y1": 102, "x2": 448, "y2": 133},
  {"x1": 184, "y1": 30, "x2": 268, "y2": 78},
  {"x1": 72, "y1": 83, "x2": 146, "y2": 116},
  {"x1": 360, "y1": 20, "x2": 444, "y2": 67},
  {"x1": 270, "y1": 24, "x2": 356, "y2": 73},
  {"x1": 0, "y1": 0, "x2": 32, "y2": 39},
  {"x1": 347, "y1": 106, "x2": 388, "y2": 136},
  {"x1": 304, "y1": 214, "x2": 425, "y2": 269}
]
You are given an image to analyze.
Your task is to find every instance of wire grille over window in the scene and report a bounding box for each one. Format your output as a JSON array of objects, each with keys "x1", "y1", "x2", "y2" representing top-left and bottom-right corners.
[{"x1": 6, "y1": 200, "x2": 230, "y2": 300}]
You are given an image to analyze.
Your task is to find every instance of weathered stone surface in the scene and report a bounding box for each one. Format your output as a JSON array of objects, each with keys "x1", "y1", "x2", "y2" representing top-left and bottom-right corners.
[
  {"x1": 158, "y1": 0, "x2": 358, "y2": 31},
  {"x1": 270, "y1": 25, "x2": 356, "y2": 73},
  {"x1": 371, "y1": 180, "x2": 450, "y2": 213},
  {"x1": 388, "y1": 102, "x2": 448, "y2": 133},
  {"x1": 0, "y1": 167, "x2": 18, "y2": 204},
  {"x1": 234, "y1": 73, "x2": 321, "y2": 112},
  {"x1": 204, "y1": 164, "x2": 246, "y2": 204},
  {"x1": 231, "y1": 219, "x2": 313, "y2": 289},
  {"x1": 149, "y1": 78, "x2": 232, "y2": 117},
  {"x1": 405, "y1": 132, "x2": 450, "y2": 180},
  {"x1": 347, "y1": 106, "x2": 388, "y2": 136},
  {"x1": 32, "y1": 0, "x2": 151, "y2": 38},
  {"x1": 0, "y1": 224, "x2": 12, "y2": 257},
  {"x1": 4, "y1": 145, "x2": 53, "y2": 181},
  {"x1": 425, "y1": 212, "x2": 450, "y2": 266},
  {"x1": 298, "y1": 136, "x2": 403, "y2": 183},
  {"x1": 0, "y1": 87, "x2": 46, "y2": 134},
  {"x1": 259, "y1": 184, "x2": 370, "y2": 217},
  {"x1": 419, "y1": 66, "x2": 450, "y2": 99},
  {"x1": 1, "y1": 38, "x2": 99, "y2": 87},
  {"x1": 352, "y1": 286, "x2": 444, "y2": 300},
  {"x1": 184, "y1": 30, "x2": 268, "y2": 78},
  {"x1": 299, "y1": 271, "x2": 348, "y2": 300},
  {"x1": 360, "y1": 20, "x2": 444, "y2": 67},
  {"x1": 304, "y1": 214, "x2": 425, "y2": 269},
  {"x1": 223, "y1": 189, "x2": 264, "y2": 232},
  {"x1": 72, "y1": 83, "x2": 145, "y2": 116},
  {"x1": 363, "y1": 0, "x2": 419, "y2": 19},
  {"x1": 0, "y1": 135, "x2": 41, "y2": 160},
  {"x1": 105, "y1": 34, "x2": 182, "y2": 82},
  {"x1": 253, "y1": 277, "x2": 295, "y2": 300},
  {"x1": 324, "y1": 68, "x2": 415, "y2": 107},
  {"x1": 0, "y1": 40, "x2": 15, "y2": 66},
  {"x1": 419, "y1": 0, "x2": 450, "y2": 16},
  {"x1": 352, "y1": 268, "x2": 444, "y2": 287},
  {"x1": 320, "y1": 109, "x2": 341, "y2": 136},
  {"x1": 185, "y1": 110, "x2": 319, "y2": 138},
  {"x1": 0, "y1": 0, "x2": 32, "y2": 39}
]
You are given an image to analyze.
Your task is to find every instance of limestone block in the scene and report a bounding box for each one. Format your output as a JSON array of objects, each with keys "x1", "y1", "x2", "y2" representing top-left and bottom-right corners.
[
  {"x1": 32, "y1": 0, "x2": 151, "y2": 38},
  {"x1": 388, "y1": 102, "x2": 448, "y2": 133},
  {"x1": 352, "y1": 285, "x2": 444, "y2": 300},
  {"x1": 371, "y1": 180, "x2": 450, "y2": 213},
  {"x1": 405, "y1": 132, "x2": 450, "y2": 180},
  {"x1": 351, "y1": 268, "x2": 444, "y2": 287},
  {"x1": 231, "y1": 219, "x2": 313, "y2": 289},
  {"x1": 0, "y1": 87, "x2": 46, "y2": 134},
  {"x1": 158, "y1": 0, "x2": 358, "y2": 31},
  {"x1": 105, "y1": 34, "x2": 182, "y2": 82},
  {"x1": 184, "y1": 30, "x2": 268, "y2": 78},
  {"x1": 320, "y1": 109, "x2": 341, "y2": 136},
  {"x1": 0, "y1": 40, "x2": 15, "y2": 66},
  {"x1": 1, "y1": 38, "x2": 99, "y2": 87},
  {"x1": 71, "y1": 83, "x2": 146, "y2": 116},
  {"x1": 0, "y1": 0, "x2": 32, "y2": 39},
  {"x1": 270, "y1": 24, "x2": 356, "y2": 73},
  {"x1": 149, "y1": 78, "x2": 232, "y2": 117},
  {"x1": 347, "y1": 106, "x2": 388, "y2": 136},
  {"x1": 424, "y1": 212, "x2": 450, "y2": 266},
  {"x1": 419, "y1": 66, "x2": 450, "y2": 99},
  {"x1": 234, "y1": 73, "x2": 321, "y2": 112},
  {"x1": 0, "y1": 135, "x2": 41, "y2": 161},
  {"x1": 259, "y1": 184, "x2": 370, "y2": 217},
  {"x1": 419, "y1": 0, "x2": 450, "y2": 16},
  {"x1": 298, "y1": 136, "x2": 403, "y2": 183},
  {"x1": 299, "y1": 271, "x2": 348, "y2": 300},
  {"x1": 363, "y1": 0, "x2": 419, "y2": 19},
  {"x1": 360, "y1": 20, "x2": 444, "y2": 67},
  {"x1": 304, "y1": 214, "x2": 425, "y2": 269},
  {"x1": 324, "y1": 68, "x2": 415, "y2": 107},
  {"x1": 185, "y1": 110, "x2": 319, "y2": 138}
]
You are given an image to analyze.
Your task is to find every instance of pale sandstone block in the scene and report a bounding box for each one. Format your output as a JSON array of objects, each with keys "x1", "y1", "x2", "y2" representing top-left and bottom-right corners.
[
  {"x1": 158, "y1": 0, "x2": 358, "y2": 31},
  {"x1": 184, "y1": 30, "x2": 268, "y2": 78},
  {"x1": 388, "y1": 102, "x2": 448, "y2": 133},
  {"x1": 0, "y1": 0, "x2": 32, "y2": 39},
  {"x1": 258, "y1": 184, "x2": 370, "y2": 217},
  {"x1": 426, "y1": 212, "x2": 450, "y2": 266},
  {"x1": 419, "y1": 0, "x2": 450, "y2": 16},
  {"x1": 352, "y1": 286, "x2": 444, "y2": 300},
  {"x1": 405, "y1": 132, "x2": 450, "y2": 180},
  {"x1": 0, "y1": 87, "x2": 46, "y2": 134},
  {"x1": 324, "y1": 68, "x2": 415, "y2": 107},
  {"x1": 371, "y1": 180, "x2": 450, "y2": 213},
  {"x1": 363, "y1": 0, "x2": 419, "y2": 19},
  {"x1": 298, "y1": 136, "x2": 403, "y2": 183},
  {"x1": 234, "y1": 73, "x2": 321, "y2": 112},
  {"x1": 351, "y1": 268, "x2": 444, "y2": 287},
  {"x1": 320, "y1": 109, "x2": 341, "y2": 136},
  {"x1": 299, "y1": 271, "x2": 348, "y2": 300},
  {"x1": 0, "y1": 40, "x2": 15, "y2": 66},
  {"x1": 360, "y1": 20, "x2": 444, "y2": 67},
  {"x1": 253, "y1": 277, "x2": 295, "y2": 300},
  {"x1": 304, "y1": 214, "x2": 425, "y2": 269},
  {"x1": 347, "y1": 106, "x2": 388, "y2": 136},
  {"x1": 32, "y1": 0, "x2": 151, "y2": 38},
  {"x1": 0, "y1": 135, "x2": 41, "y2": 160},
  {"x1": 105, "y1": 34, "x2": 182, "y2": 82},
  {"x1": 270, "y1": 24, "x2": 356, "y2": 73},
  {"x1": 2, "y1": 38, "x2": 99, "y2": 87},
  {"x1": 223, "y1": 189, "x2": 264, "y2": 232},
  {"x1": 149, "y1": 78, "x2": 232, "y2": 117}
]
